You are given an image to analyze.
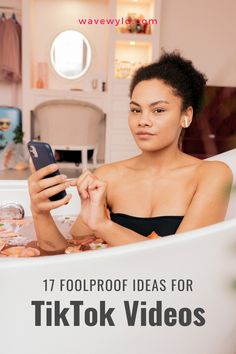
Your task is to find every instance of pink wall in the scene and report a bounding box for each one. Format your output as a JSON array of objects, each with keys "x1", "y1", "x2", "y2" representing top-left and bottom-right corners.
[
  {"x1": 0, "y1": 0, "x2": 236, "y2": 109},
  {"x1": 0, "y1": 0, "x2": 22, "y2": 107},
  {"x1": 160, "y1": 0, "x2": 236, "y2": 86},
  {"x1": 31, "y1": 0, "x2": 109, "y2": 91}
]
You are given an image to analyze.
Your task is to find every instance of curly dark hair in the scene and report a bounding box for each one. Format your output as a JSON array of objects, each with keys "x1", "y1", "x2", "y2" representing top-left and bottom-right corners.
[{"x1": 129, "y1": 50, "x2": 208, "y2": 118}]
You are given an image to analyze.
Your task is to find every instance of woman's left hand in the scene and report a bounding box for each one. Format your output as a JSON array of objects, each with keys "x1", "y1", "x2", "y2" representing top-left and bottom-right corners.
[{"x1": 70, "y1": 170, "x2": 109, "y2": 232}]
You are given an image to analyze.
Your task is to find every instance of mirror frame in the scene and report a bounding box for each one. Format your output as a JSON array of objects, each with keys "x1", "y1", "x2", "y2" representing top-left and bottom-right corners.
[{"x1": 50, "y1": 30, "x2": 92, "y2": 80}]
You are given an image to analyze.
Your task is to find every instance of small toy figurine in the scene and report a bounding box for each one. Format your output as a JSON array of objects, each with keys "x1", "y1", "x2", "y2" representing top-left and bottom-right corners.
[{"x1": 0, "y1": 117, "x2": 11, "y2": 150}]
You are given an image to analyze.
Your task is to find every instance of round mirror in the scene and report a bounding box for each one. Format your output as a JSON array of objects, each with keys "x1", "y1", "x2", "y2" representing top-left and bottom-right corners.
[{"x1": 50, "y1": 30, "x2": 92, "y2": 80}]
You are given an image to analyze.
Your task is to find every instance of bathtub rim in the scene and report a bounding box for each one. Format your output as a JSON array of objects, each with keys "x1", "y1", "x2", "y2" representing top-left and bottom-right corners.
[{"x1": 0, "y1": 217, "x2": 235, "y2": 268}]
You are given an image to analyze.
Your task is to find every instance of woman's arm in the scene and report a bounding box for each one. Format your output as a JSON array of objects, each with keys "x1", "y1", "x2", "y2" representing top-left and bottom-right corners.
[
  {"x1": 70, "y1": 205, "x2": 148, "y2": 246},
  {"x1": 28, "y1": 163, "x2": 72, "y2": 253},
  {"x1": 32, "y1": 212, "x2": 68, "y2": 253},
  {"x1": 70, "y1": 214, "x2": 95, "y2": 238},
  {"x1": 94, "y1": 219, "x2": 148, "y2": 246},
  {"x1": 69, "y1": 167, "x2": 150, "y2": 246},
  {"x1": 176, "y1": 161, "x2": 233, "y2": 234},
  {"x1": 70, "y1": 166, "x2": 111, "y2": 238}
]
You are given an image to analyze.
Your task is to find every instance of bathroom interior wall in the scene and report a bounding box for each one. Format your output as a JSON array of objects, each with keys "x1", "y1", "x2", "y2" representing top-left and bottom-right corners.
[
  {"x1": 30, "y1": 0, "x2": 109, "y2": 91},
  {"x1": 0, "y1": 0, "x2": 236, "y2": 106},
  {"x1": 160, "y1": 0, "x2": 236, "y2": 87},
  {"x1": 0, "y1": 0, "x2": 22, "y2": 107}
]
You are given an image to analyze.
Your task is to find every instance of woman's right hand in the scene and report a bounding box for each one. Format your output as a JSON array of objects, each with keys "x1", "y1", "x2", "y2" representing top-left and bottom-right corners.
[{"x1": 28, "y1": 163, "x2": 72, "y2": 215}]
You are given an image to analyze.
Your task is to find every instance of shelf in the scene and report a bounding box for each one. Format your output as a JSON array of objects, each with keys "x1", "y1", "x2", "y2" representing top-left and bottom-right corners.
[
  {"x1": 112, "y1": 0, "x2": 157, "y2": 80},
  {"x1": 115, "y1": 0, "x2": 156, "y2": 36},
  {"x1": 30, "y1": 88, "x2": 107, "y2": 96},
  {"x1": 117, "y1": 0, "x2": 154, "y2": 4},
  {"x1": 113, "y1": 77, "x2": 131, "y2": 83},
  {"x1": 115, "y1": 32, "x2": 153, "y2": 42},
  {"x1": 114, "y1": 40, "x2": 152, "y2": 78}
]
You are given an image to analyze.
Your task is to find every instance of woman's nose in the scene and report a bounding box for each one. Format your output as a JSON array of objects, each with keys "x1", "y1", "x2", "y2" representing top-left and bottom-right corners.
[{"x1": 138, "y1": 112, "x2": 152, "y2": 126}]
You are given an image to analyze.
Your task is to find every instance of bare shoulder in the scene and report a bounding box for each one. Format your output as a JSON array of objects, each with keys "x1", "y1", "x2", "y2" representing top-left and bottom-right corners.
[
  {"x1": 93, "y1": 158, "x2": 132, "y2": 182},
  {"x1": 197, "y1": 159, "x2": 233, "y2": 185}
]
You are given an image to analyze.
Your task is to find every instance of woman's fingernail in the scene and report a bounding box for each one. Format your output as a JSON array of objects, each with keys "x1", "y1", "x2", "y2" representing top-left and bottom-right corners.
[{"x1": 61, "y1": 174, "x2": 67, "y2": 179}]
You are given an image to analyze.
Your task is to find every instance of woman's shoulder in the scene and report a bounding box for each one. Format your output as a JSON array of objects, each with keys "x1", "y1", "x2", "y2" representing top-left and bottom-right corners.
[
  {"x1": 179, "y1": 153, "x2": 233, "y2": 190},
  {"x1": 198, "y1": 159, "x2": 232, "y2": 177},
  {"x1": 181, "y1": 152, "x2": 232, "y2": 176},
  {"x1": 93, "y1": 157, "x2": 135, "y2": 181},
  {"x1": 195, "y1": 158, "x2": 233, "y2": 187}
]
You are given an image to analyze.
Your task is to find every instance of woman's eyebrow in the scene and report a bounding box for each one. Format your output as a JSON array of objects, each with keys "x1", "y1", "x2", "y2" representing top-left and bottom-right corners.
[
  {"x1": 149, "y1": 100, "x2": 170, "y2": 106},
  {"x1": 129, "y1": 100, "x2": 169, "y2": 106},
  {"x1": 129, "y1": 101, "x2": 140, "y2": 106}
]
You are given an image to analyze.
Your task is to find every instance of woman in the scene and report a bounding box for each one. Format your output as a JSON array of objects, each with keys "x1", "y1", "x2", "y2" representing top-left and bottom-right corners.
[{"x1": 28, "y1": 51, "x2": 233, "y2": 253}]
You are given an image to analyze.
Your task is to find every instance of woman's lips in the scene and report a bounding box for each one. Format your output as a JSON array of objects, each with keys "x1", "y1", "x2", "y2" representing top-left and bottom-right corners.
[{"x1": 136, "y1": 132, "x2": 156, "y2": 139}]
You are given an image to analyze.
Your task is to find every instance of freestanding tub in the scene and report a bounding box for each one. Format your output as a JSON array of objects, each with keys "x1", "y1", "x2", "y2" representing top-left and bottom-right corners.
[{"x1": 0, "y1": 150, "x2": 236, "y2": 354}]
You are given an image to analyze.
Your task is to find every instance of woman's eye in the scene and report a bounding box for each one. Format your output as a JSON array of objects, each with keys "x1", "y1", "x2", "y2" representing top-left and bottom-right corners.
[
  {"x1": 130, "y1": 108, "x2": 141, "y2": 113},
  {"x1": 153, "y1": 108, "x2": 165, "y2": 114}
]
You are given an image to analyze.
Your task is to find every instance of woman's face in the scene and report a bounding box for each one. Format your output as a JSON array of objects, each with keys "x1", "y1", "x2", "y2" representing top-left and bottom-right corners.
[{"x1": 128, "y1": 79, "x2": 185, "y2": 152}]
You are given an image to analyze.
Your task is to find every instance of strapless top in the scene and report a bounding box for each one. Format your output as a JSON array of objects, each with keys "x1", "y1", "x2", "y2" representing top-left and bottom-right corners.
[{"x1": 109, "y1": 212, "x2": 184, "y2": 237}]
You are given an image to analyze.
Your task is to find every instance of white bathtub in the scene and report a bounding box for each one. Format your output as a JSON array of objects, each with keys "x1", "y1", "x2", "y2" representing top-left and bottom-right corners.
[{"x1": 0, "y1": 149, "x2": 236, "y2": 354}]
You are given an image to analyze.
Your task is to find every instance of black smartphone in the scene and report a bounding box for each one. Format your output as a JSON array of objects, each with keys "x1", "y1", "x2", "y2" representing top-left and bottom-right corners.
[{"x1": 27, "y1": 141, "x2": 67, "y2": 201}]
